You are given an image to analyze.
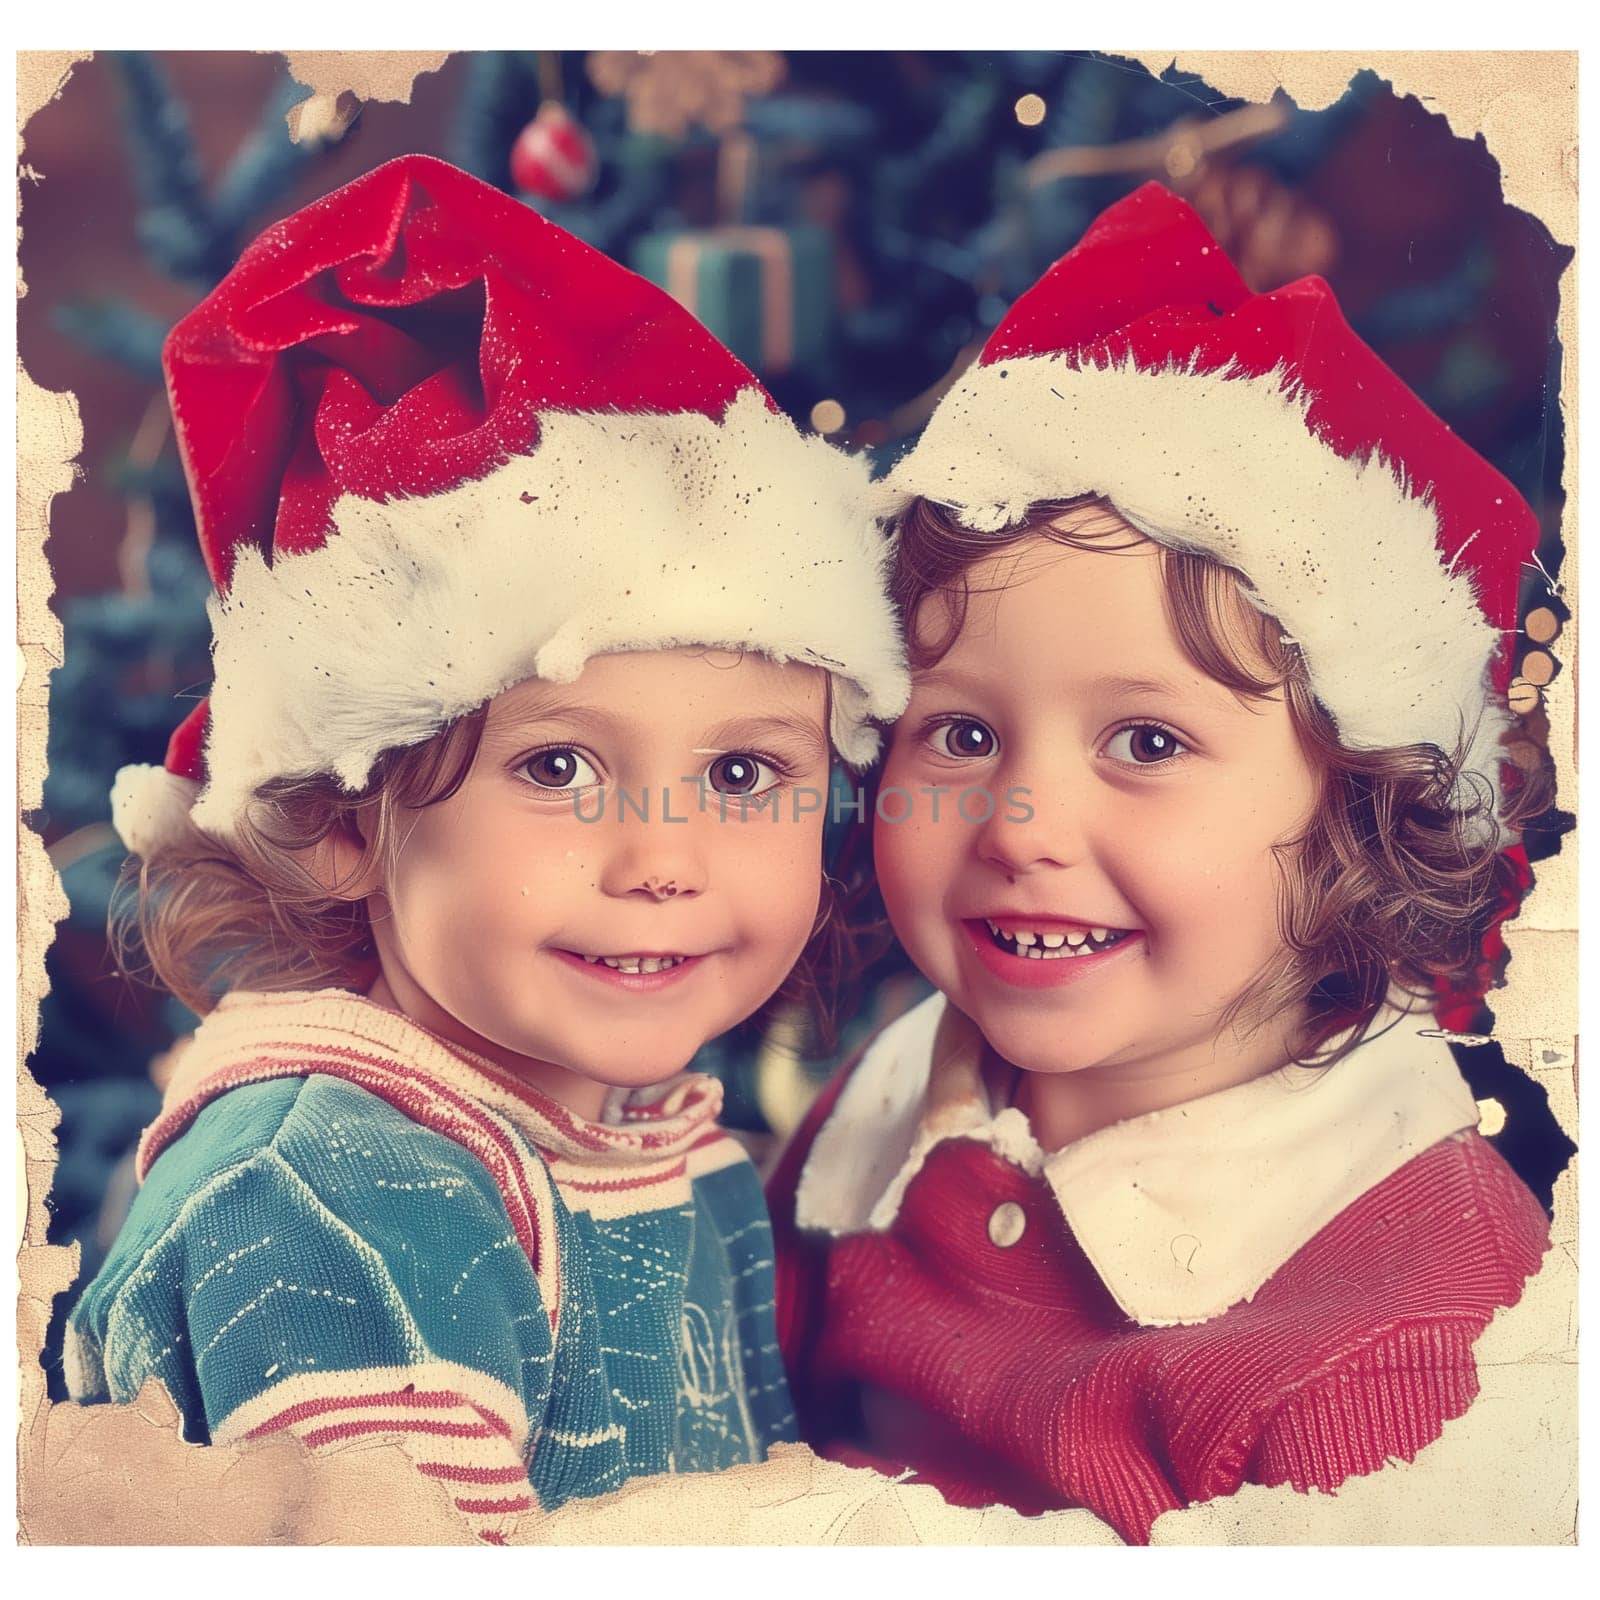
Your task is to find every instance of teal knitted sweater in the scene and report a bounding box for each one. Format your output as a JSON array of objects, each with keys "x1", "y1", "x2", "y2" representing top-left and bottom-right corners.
[{"x1": 65, "y1": 991, "x2": 795, "y2": 1540}]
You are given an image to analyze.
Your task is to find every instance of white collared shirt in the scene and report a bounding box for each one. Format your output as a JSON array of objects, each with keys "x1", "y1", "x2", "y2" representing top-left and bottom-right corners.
[{"x1": 795, "y1": 993, "x2": 1482, "y2": 1326}]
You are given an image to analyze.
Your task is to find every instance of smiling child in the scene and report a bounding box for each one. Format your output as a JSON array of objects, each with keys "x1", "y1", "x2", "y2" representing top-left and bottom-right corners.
[
  {"x1": 768, "y1": 184, "x2": 1556, "y2": 1541},
  {"x1": 878, "y1": 512, "x2": 1323, "y2": 1141},
  {"x1": 64, "y1": 156, "x2": 906, "y2": 1542}
]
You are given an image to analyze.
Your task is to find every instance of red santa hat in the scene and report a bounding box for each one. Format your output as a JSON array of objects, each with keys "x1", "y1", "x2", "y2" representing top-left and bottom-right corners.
[
  {"x1": 111, "y1": 154, "x2": 908, "y2": 856},
  {"x1": 876, "y1": 182, "x2": 1537, "y2": 847}
]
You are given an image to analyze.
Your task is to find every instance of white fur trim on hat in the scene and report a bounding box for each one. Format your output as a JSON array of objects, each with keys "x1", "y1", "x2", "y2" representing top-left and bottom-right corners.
[
  {"x1": 190, "y1": 388, "x2": 909, "y2": 842},
  {"x1": 876, "y1": 356, "x2": 1510, "y2": 843},
  {"x1": 111, "y1": 764, "x2": 202, "y2": 858}
]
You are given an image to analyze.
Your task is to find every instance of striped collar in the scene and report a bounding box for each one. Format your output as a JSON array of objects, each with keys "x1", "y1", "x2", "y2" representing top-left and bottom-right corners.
[
  {"x1": 794, "y1": 993, "x2": 1482, "y2": 1326},
  {"x1": 140, "y1": 988, "x2": 725, "y2": 1182}
]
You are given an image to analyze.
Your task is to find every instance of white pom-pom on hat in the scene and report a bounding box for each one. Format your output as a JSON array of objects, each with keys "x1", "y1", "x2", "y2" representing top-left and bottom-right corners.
[{"x1": 111, "y1": 764, "x2": 201, "y2": 858}]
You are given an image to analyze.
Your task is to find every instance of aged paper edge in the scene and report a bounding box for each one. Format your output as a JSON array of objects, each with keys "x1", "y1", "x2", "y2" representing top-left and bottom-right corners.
[{"x1": 15, "y1": 48, "x2": 1578, "y2": 1546}]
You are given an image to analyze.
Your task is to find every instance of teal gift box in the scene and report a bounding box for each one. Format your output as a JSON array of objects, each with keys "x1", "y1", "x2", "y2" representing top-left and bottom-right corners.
[{"x1": 633, "y1": 223, "x2": 834, "y2": 377}]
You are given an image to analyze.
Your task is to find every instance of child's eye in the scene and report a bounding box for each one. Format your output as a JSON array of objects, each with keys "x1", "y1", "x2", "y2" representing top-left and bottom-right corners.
[
  {"x1": 929, "y1": 718, "x2": 999, "y2": 760},
  {"x1": 1103, "y1": 723, "x2": 1188, "y2": 765},
  {"x1": 706, "y1": 752, "x2": 782, "y2": 799},
  {"x1": 518, "y1": 747, "x2": 602, "y2": 790}
]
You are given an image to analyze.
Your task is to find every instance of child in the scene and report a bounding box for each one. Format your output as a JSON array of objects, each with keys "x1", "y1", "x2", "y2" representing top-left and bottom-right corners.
[
  {"x1": 768, "y1": 183, "x2": 1556, "y2": 1542},
  {"x1": 64, "y1": 155, "x2": 907, "y2": 1542}
]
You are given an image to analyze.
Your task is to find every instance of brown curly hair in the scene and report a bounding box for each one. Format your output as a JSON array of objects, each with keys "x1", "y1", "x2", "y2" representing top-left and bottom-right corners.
[
  {"x1": 112, "y1": 680, "x2": 861, "y2": 1053},
  {"x1": 887, "y1": 495, "x2": 1554, "y2": 1064}
]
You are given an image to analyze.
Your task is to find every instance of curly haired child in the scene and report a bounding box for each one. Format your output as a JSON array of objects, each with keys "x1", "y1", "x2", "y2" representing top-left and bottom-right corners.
[
  {"x1": 64, "y1": 155, "x2": 907, "y2": 1542},
  {"x1": 768, "y1": 183, "x2": 1560, "y2": 1543}
]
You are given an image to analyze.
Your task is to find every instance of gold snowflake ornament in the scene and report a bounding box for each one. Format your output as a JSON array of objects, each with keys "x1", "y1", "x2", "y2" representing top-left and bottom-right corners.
[{"x1": 587, "y1": 50, "x2": 785, "y2": 139}]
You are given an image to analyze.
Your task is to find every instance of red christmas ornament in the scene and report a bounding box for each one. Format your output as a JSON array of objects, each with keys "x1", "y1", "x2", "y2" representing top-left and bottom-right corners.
[{"x1": 510, "y1": 102, "x2": 598, "y2": 202}]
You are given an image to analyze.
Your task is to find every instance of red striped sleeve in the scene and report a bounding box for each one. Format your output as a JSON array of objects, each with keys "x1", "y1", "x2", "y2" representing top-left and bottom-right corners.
[
  {"x1": 453, "y1": 1495, "x2": 536, "y2": 1515},
  {"x1": 244, "y1": 1382, "x2": 535, "y2": 1544},
  {"x1": 416, "y1": 1463, "x2": 531, "y2": 1485},
  {"x1": 245, "y1": 1387, "x2": 514, "y2": 1440}
]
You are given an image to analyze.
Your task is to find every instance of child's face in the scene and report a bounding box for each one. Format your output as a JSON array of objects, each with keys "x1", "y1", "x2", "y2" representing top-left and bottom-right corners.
[
  {"x1": 875, "y1": 535, "x2": 1321, "y2": 1083},
  {"x1": 363, "y1": 648, "x2": 830, "y2": 1112}
]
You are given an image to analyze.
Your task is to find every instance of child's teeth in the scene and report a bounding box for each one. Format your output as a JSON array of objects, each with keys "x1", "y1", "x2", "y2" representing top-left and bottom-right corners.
[
  {"x1": 595, "y1": 954, "x2": 684, "y2": 973},
  {"x1": 985, "y1": 922, "x2": 1132, "y2": 960}
]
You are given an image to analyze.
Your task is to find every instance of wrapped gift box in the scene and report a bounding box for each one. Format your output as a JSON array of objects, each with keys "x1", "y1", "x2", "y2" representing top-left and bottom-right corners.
[{"x1": 633, "y1": 222, "x2": 834, "y2": 376}]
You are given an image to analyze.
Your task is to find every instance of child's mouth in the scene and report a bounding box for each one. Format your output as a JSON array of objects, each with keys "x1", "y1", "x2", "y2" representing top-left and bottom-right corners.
[
  {"x1": 960, "y1": 917, "x2": 1142, "y2": 989},
  {"x1": 548, "y1": 948, "x2": 706, "y2": 989}
]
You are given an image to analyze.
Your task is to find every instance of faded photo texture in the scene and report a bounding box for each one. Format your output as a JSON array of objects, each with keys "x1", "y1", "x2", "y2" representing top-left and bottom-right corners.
[{"x1": 18, "y1": 49, "x2": 1576, "y2": 1545}]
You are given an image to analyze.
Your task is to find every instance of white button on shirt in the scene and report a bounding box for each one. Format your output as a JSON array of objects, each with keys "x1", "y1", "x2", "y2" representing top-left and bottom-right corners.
[{"x1": 987, "y1": 1201, "x2": 1027, "y2": 1248}]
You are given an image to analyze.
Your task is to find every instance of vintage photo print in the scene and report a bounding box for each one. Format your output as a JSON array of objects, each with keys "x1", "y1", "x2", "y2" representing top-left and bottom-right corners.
[{"x1": 16, "y1": 47, "x2": 1578, "y2": 1548}]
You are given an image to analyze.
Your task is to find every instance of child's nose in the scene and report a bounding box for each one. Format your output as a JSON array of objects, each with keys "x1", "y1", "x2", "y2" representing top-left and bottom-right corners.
[
  {"x1": 598, "y1": 828, "x2": 710, "y2": 901},
  {"x1": 973, "y1": 782, "x2": 1087, "y2": 877}
]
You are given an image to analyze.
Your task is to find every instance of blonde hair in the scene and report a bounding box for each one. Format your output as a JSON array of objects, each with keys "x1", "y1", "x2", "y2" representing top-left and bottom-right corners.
[{"x1": 111, "y1": 710, "x2": 491, "y2": 1015}]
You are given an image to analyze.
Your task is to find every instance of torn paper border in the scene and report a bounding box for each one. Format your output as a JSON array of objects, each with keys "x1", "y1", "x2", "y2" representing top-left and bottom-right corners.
[{"x1": 15, "y1": 47, "x2": 1578, "y2": 1547}]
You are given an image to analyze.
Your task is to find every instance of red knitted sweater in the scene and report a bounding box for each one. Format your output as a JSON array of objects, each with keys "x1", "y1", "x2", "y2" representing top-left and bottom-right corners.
[{"x1": 769, "y1": 1012, "x2": 1550, "y2": 1544}]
